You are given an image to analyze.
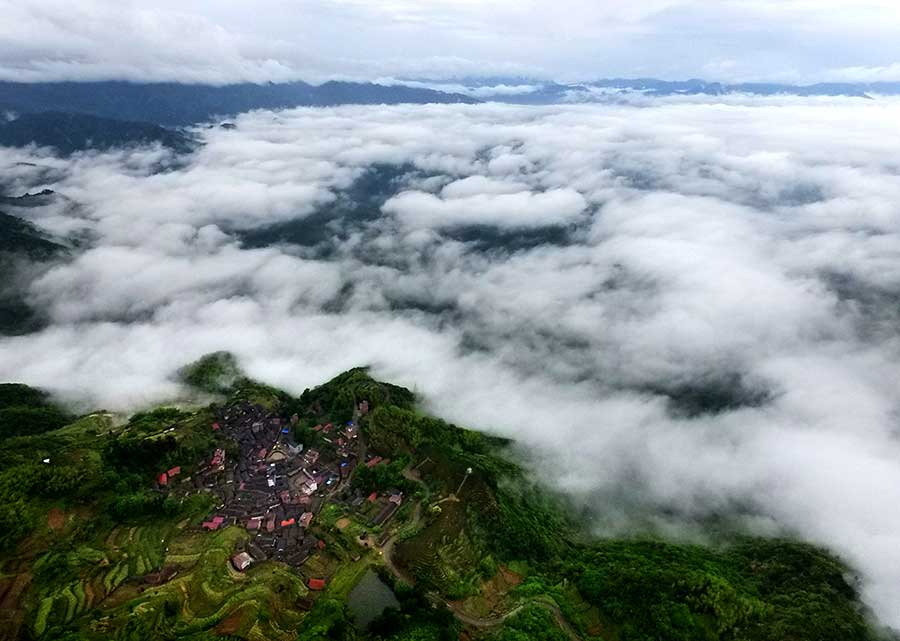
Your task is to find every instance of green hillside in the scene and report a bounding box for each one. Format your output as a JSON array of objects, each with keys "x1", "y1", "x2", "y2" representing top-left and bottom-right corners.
[{"x1": 0, "y1": 358, "x2": 888, "y2": 641}]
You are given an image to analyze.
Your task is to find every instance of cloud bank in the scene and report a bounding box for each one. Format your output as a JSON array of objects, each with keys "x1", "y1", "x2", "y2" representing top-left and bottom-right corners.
[
  {"x1": 4, "y1": 0, "x2": 900, "y2": 83},
  {"x1": 2, "y1": 98, "x2": 900, "y2": 627}
]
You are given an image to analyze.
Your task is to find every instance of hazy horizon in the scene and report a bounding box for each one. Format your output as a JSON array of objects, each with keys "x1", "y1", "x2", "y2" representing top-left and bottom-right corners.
[{"x1": 3, "y1": 1, "x2": 900, "y2": 85}]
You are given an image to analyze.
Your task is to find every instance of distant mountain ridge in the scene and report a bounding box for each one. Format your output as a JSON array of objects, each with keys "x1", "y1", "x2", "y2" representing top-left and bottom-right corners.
[
  {"x1": 0, "y1": 208, "x2": 65, "y2": 258},
  {"x1": 0, "y1": 112, "x2": 196, "y2": 155},
  {"x1": 0, "y1": 80, "x2": 479, "y2": 127},
  {"x1": 392, "y1": 76, "x2": 900, "y2": 103},
  {"x1": 0, "y1": 78, "x2": 891, "y2": 130},
  {"x1": 0, "y1": 203, "x2": 67, "y2": 336}
]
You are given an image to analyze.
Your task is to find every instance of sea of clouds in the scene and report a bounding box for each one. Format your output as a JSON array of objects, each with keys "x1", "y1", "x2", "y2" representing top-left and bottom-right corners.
[{"x1": 1, "y1": 97, "x2": 900, "y2": 627}]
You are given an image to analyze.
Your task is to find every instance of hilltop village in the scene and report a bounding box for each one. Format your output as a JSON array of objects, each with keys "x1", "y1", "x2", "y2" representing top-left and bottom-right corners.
[
  {"x1": 155, "y1": 397, "x2": 404, "y2": 588},
  {"x1": 0, "y1": 367, "x2": 881, "y2": 641}
]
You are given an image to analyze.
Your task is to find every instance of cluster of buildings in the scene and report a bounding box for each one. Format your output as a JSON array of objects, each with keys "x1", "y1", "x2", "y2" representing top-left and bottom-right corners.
[
  {"x1": 158, "y1": 397, "x2": 410, "y2": 589},
  {"x1": 333, "y1": 482, "x2": 405, "y2": 530},
  {"x1": 163, "y1": 401, "x2": 369, "y2": 573}
]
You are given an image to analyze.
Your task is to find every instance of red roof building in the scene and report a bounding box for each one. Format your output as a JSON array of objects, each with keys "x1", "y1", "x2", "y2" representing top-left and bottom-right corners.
[
  {"x1": 212, "y1": 422, "x2": 220, "y2": 431},
  {"x1": 367, "y1": 492, "x2": 378, "y2": 503},
  {"x1": 167, "y1": 466, "x2": 181, "y2": 477},
  {"x1": 202, "y1": 521, "x2": 220, "y2": 531},
  {"x1": 366, "y1": 456, "x2": 383, "y2": 468},
  {"x1": 158, "y1": 472, "x2": 168, "y2": 486},
  {"x1": 281, "y1": 518, "x2": 296, "y2": 527},
  {"x1": 210, "y1": 448, "x2": 226, "y2": 468},
  {"x1": 308, "y1": 578, "x2": 326, "y2": 590}
]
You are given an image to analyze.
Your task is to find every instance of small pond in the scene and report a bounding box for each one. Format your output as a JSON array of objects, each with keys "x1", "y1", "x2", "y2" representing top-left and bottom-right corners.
[{"x1": 347, "y1": 569, "x2": 401, "y2": 629}]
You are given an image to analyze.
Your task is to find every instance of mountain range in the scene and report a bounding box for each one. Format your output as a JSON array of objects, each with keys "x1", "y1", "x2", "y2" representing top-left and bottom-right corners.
[
  {"x1": 0, "y1": 80, "x2": 477, "y2": 127},
  {"x1": 391, "y1": 77, "x2": 900, "y2": 103},
  {"x1": 0, "y1": 112, "x2": 196, "y2": 155},
  {"x1": 0, "y1": 77, "x2": 897, "y2": 155}
]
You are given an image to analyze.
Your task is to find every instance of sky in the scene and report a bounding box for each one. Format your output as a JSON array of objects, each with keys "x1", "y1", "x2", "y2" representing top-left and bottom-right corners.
[
  {"x1": 2, "y1": 96, "x2": 900, "y2": 626},
  {"x1": 3, "y1": 0, "x2": 900, "y2": 84}
]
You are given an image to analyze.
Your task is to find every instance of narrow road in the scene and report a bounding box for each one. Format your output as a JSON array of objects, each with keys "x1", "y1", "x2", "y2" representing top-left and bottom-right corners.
[
  {"x1": 440, "y1": 597, "x2": 583, "y2": 641},
  {"x1": 376, "y1": 464, "x2": 583, "y2": 641},
  {"x1": 378, "y1": 499, "x2": 420, "y2": 585}
]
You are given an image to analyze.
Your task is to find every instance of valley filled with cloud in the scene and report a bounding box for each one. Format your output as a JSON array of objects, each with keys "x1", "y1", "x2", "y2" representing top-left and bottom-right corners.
[{"x1": 2, "y1": 96, "x2": 900, "y2": 625}]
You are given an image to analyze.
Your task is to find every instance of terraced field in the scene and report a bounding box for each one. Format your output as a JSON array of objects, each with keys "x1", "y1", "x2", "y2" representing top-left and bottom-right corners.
[
  {"x1": 393, "y1": 499, "x2": 484, "y2": 598},
  {"x1": 27, "y1": 521, "x2": 178, "y2": 637},
  {"x1": 94, "y1": 527, "x2": 311, "y2": 640},
  {"x1": 0, "y1": 569, "x2": 32, "y2": 641}
]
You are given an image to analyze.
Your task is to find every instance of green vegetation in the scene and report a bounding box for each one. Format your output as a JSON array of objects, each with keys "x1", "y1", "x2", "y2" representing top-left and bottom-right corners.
[
  {"x1": 179, "y1": 352, "x2": 242, "y2": 395},
  {"x1": 351, "y1": 457, "x2": 412, "y2": 494},
  {"x1": 290, "y1": 367, "x2": 416, "y2": 426},
  {"x1": 488, "y1": 605, "x2": 570, "y2": 641},
  {"x1": 566, "y1": 539, "x2": 874, "y2": 641},
  {"x1": 364, "y1": 571, "x2": 459, "y2": 641},
  {"x1": 0, "y1": 362, "x2": 887, "y2": 641},
  {"x1": 0, "y1": 383, "x2": 73, "y2": 438}
]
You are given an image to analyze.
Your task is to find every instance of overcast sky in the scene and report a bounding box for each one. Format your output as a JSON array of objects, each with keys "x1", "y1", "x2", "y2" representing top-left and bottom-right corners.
[{"x1": 3, "y1": 0, "x2": 900, "y2": 84}]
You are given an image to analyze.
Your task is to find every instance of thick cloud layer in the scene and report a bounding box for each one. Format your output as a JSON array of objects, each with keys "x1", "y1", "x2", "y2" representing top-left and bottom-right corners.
[
  {"x1": 2, "y1": 98, "x2": 900, "y2": 627},
  {"x1": 4, "y1": 1, "x2": 900, "y2": 83}
]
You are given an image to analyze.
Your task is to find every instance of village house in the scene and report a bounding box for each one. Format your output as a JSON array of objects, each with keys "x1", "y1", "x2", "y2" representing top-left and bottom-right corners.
[
  {"x1": 231, "y1": 552, "x2": 253, "y2": 572},
  {"x1": 372, "y1": 500, "x2": 400, "y2": 526},
  {"x1": 188, "y1": 398, "x2": 383, "y2": 574}
]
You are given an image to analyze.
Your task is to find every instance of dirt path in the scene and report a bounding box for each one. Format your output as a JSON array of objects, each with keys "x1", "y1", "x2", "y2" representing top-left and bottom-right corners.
[
  {"x1": 378, "y1": 463, "x2": 430, "y2": 582},
  {"x1": 378, "y1": 500, "x2": 421, "y2": 585},
  {"x1": 379, "y1": 464, "x2": 582, "y2": 641},
  {"x1": 444, "y1": 598, "x2": 583, "y2": 641}
]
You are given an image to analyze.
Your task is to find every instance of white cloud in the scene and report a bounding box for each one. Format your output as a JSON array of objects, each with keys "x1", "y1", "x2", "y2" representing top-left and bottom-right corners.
[
  {"x1": 384, "y1": 187, "x2": 587, "y2": 229},
  {"x1": 825, "y1": 62, "x2": 900, "y2": 83},
  {"x1": 3, "y1": 97, "x2": 900, "y2": 627}
]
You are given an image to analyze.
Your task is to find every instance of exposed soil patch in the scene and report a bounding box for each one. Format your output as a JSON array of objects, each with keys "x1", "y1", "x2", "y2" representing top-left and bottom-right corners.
[
  {"x1": 214, "y1": 607, "x2": 247, "y2": 636},
  {"x1": 451, "y1": 565, "x2": 525, "y2": 618},
  {"x1": 498, "y1": 566, "x2": 523, "y2": 586},
  {"x1": 336, "y1": 518, "x2": 351, "y2": 530},
  {"x1": 47, "y1": 507, "x2": 65, "y2": 530}
]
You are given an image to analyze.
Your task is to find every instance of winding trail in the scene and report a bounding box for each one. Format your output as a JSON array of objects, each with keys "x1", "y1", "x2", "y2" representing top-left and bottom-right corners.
[
  {"x1": 444, "y1": 598, "x2": 583, "y2": 641},
  {"x1": 377, "y1": 465, "x2": 583, "y2": 641}
]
